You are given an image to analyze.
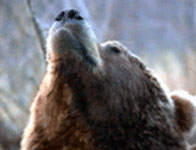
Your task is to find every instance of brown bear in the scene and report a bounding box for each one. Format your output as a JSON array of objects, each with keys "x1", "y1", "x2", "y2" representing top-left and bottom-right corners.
[{"x1": 21, "y1": 10, "x2": 195, "y2": 150}]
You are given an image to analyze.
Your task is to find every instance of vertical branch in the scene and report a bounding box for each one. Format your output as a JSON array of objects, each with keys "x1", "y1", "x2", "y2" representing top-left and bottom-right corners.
[
  {"x1": 26, "y1": 0, "x2": 47, "y2": 61},
  {"x1": 102, "y1": 1, "x2": 121, "y2": 41},
  {"x1": 184, "y1": 0, "x2": 196, "y2": 51},
  {"x1": 100, "y1": 0, "x2": 113, "y2": 40},
  {"x1": 74, "y1": 0, "x2": 95, "y2": 31}
]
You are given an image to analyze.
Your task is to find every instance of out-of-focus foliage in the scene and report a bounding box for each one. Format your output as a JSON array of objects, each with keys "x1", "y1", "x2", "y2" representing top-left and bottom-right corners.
[{"x1": 0, "y1": 0, "x2": 195, "y2": 149}]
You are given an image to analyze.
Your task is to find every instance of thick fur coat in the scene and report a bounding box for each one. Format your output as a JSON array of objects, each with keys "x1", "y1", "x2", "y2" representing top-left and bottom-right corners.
[{"x1": 21, "y1": 10, "x2": 195, "y2": 150}]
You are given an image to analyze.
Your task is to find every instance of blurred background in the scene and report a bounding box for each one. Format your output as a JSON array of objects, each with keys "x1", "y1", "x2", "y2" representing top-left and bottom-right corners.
[{"x1": 0, "y1": 0, "x2": 196, "y2": 149}]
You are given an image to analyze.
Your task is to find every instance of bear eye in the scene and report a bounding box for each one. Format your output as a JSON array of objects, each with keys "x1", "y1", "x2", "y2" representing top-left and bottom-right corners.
[{"x1": 109, "y1": 46, "x2": 121, "y2": 54}]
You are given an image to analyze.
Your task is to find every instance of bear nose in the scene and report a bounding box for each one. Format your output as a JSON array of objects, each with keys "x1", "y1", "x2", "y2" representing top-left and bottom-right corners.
[
  {"x1": 55, "y1": 9, "x2": 83, "y2": 21},
  {"x1": 67, "y1": 9, "x2": 79, "y2": 19},
  {"x1": 67, "y1": 9, "x2": 84, "y2": 20}
]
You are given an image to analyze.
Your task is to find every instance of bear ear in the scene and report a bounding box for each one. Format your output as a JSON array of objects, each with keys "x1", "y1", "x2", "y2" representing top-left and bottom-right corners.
[{"x1": 171, "y1": 90, "x2": 196, "y2": 133}]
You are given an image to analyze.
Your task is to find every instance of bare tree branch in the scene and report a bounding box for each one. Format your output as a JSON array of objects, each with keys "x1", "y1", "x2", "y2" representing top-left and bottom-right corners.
[
  {"x1": 0, "y1": 99, "x2": 18, "y2": 125},
  {"x1": 26, "y1": 0, "x2": 47, "y2": 61},
  {"x1": 73, "y1": 0, "x2": 95, "y2": 31},
  {"x1": 101, "y1": 0, "x2": 113, "y2": 40},
  {"x1": 0, "y1": 88, "x2": 29, "y2": 115}
]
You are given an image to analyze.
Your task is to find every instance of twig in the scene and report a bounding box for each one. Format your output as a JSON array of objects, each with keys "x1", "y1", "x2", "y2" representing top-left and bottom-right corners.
[
  {"x1": 0, "y1": 88, "x2": 28, "y2": 115},
  {"x1": 26, "y1": 0, "x2": 47, "y2": 61}
]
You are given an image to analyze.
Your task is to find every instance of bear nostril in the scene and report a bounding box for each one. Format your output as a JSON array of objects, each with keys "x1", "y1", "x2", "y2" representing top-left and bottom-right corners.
[
  {"x1": 75, "y1": 16, "x2": 84, "y2": 20},
  {"x1": 55, "y1": 11, "x2": 65, "y2": 21},
  {"x1": 67, "y1": 9, "x2": 79, "y2": 19}
]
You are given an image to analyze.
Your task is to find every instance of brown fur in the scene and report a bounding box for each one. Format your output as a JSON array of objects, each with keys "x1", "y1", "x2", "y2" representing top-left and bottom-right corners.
[
  {"x1": 171, "y1": 92, "x2": 195, "y2": 133},
  {"x1": 21, "y1": 52, "x2": 94, "y2": 150},
  {"x1": 21, "y1": 10, "x2": 195, "y2": 150}
]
